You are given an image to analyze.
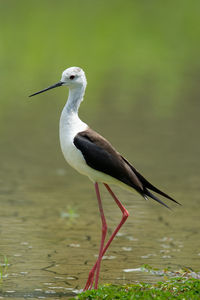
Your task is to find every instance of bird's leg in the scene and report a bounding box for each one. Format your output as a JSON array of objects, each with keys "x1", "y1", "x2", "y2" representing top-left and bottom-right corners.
[
  {"x1": 94, "y1": 182, "x2": 107, "y2": 289},
  {"x1": 84, "y1": 183, "x2": 129, "y2": 290},
  {"x1": 84, "y1": 183, "x2": 107, "y2": 290}
]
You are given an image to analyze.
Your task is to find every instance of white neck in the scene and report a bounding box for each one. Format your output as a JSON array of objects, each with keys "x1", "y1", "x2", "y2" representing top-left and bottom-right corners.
[
  {"x1": 59, "y1": 82, "x2": 88, "y2": 143},
  {"x1": 65, "y1": 84, "x2": 86, "y2": 115}
]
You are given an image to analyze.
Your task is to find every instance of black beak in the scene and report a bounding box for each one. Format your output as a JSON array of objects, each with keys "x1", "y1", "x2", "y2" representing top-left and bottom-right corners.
[{"x1": 29, "y1": 81, "x2": 63, "y2": 97}]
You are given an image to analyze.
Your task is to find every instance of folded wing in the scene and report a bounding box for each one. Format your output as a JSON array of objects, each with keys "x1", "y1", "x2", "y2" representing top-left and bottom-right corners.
[{"x1": 74, "y1": 128, "x2": 180, "y2": 209}]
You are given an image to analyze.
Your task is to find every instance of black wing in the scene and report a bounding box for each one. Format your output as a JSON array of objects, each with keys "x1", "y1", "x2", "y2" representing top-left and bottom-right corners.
[
  {"x1": 74, "y1": 128, "x2": 179, "y2": 209},
  {"x1": 74, "y1": 128, "x2": 144, "y2": 194}
]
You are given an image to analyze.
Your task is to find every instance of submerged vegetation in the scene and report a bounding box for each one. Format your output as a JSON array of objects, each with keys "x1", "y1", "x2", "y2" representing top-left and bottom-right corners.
[{"x1": 0, "y1": 255, "x2": 8, "y2": 281}]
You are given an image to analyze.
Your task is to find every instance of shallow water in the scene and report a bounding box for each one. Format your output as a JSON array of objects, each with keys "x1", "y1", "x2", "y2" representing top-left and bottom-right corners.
[{"x1": 0, "y1": 93, "x2": 200, "y2": 298}]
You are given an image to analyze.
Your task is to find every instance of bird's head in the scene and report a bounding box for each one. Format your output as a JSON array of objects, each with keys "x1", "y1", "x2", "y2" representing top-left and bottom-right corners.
[
  {"x1": 61, "y1": 67, "x2": 87, "y2": 88},
  {"x1": 29, "y1": 66, "x2": 87, "y2": 97}
]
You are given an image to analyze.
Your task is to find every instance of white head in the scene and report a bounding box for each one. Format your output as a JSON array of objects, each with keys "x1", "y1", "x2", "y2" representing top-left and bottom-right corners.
[
  {"x1": 29, "y1": 66, "x2": 87, "y2": 97},
  {"x1": 61, "y1": 67, "x2": 87, "y2": 88}
]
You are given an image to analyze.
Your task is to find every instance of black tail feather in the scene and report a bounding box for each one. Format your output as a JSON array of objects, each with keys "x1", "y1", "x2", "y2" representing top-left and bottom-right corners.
[
  {"x1": 137, "y1": 173, "x2": 180, "y2": 205},
  {"x1": 121, "y1": 156, "x2": 180, "y2": 206}
]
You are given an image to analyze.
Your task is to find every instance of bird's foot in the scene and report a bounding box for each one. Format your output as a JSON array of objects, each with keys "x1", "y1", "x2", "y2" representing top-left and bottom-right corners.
[{"x1": 84, "y1": 266, "x2": 96, "y2": 290}]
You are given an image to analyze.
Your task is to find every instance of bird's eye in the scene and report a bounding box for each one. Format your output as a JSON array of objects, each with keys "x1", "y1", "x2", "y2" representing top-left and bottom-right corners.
[{"x1": 70, "y1": 75, "x2": 75, "y2": 80}]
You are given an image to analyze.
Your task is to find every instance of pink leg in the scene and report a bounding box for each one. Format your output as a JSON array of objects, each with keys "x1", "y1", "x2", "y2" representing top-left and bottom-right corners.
[
  {"x1": 84, "y1": 183, "x2": 129, "y2": 290},
  {"x1": 94, "y1": 182, "x2": 107, "y2": 289}
]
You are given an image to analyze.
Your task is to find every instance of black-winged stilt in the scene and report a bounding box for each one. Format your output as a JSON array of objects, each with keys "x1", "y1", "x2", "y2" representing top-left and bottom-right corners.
[{"x1": 29, "y1": 67, "x2": 180, "y2": 290}]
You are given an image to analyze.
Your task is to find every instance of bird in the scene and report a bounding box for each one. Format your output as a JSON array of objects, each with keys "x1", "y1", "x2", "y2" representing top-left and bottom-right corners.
[{"x1": 29, "y1": 66, "x2": 180, "y2": 290}]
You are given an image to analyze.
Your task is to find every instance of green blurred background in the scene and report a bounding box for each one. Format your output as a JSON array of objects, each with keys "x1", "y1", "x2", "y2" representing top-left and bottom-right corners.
[
  {"x1": 1, "y1": 0, "x2": 200, "y2": 113},
  {"x1": 0, "y1": 0, "x2": 200, "y2": 293}
]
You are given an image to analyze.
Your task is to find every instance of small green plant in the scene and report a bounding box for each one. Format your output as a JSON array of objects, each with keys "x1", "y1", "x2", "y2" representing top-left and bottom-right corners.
[
  {"x1": 60, "y1": 206, "x2": 79, "y2": 222},
  {"x1": 0, "y1": 255, "x2": 8, "y2": 281}
]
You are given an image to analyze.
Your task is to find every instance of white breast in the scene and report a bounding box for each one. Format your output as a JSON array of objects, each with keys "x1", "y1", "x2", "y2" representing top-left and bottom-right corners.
[{"x1": 59, "y1": 106, "x2": 90, "y2": 176}]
